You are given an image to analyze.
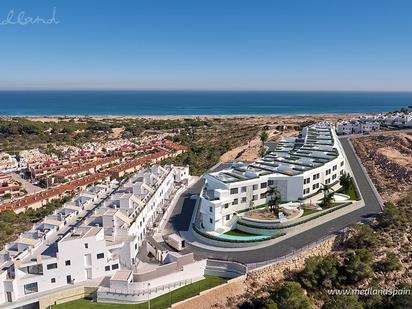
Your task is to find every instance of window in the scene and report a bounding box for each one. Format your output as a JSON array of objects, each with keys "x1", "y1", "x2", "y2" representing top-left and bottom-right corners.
[
  {"x1": 304, "y1": 178, "x2": 310, "y2": 184},
  {"x1": 97, "y1": 253, "x2": 104, "y2": 259},
  {"x1": 65, "y1": 260, "x2": 71, "y2": 266},
  {"x1": 230, "y1": 188, "x2": 238, "y2": 195},
  {"x1": 209, "y1": 218, "x2": 213, "y2": 224},
  {"x1": 260, "y1": 193, "x2": 266, "y2": 199},
  {"x1": 332, "y1": 174, "x2": 337, "y2": 180},
  {"x1": 24, "y1": 282, "x2": 38, "y2": 295},
  {"x1": 241, "y1": 186, "x2": 247, "y2": 193},
  {"x1": 51, "y1": 278, "x2": 56, "y2": 283},
  {"x1": 84, "y1": 243, "x2": 89, "y2": 249},
  {"x1": 312, "y1": 183, "x2": 319, "y2": 190},
  {"x1": 232, "y1": 198, "x2": 238, "y2": 205},
  {"x1": 326, "y1": 169, "x2": 331, "y2": 175},
  {"x1": 252, "y1": 195, "x2": 258, "y2": 201},
  {"x1": 225, "y1": 215, "x2": 230, "y2": 221},
  {"x1": 303, "y1": 188, "x2": 310, "y2": 194},
  {"x1": 260, "y1": 182, "x2": 267, "y2": 189},
  {"x1": 312, "y1": 173, "x2": 320, "y2": 180},
  {"x1": 252, "y1": 184, "x2": 258, "y2": 190},
  {"x1": 27, "y1": 264, "x2": 43, "y2": 275},
  {"x1": 209, "y1": 206, "x2": 213, "y2": 213},
  {"x1": 47, "y1": 263, "x2": 57, "y2": 270},
  {"x1": 224, "y1": 203, "x2": 229, "y2": 209},
  {"x1": 105, "y1": 266, "x2": 110, "y2": 271},
  {"x1": 241, "y1": 197, "x2": 247, "y2": 203},
  {"x1": 340, "y1": 161, "x2": 344, "y2": 167},
  {"x1": 112, "y1": 264, "x2": 119, "y2": 270},
  {"x1": 325, "y1": 178, "x2": 331, "y2": 184},
  {"x1": 268, "y1": 180, "x2": 274, "y2": 185},
  {"x1": 340, "y1": 170, "x2": 343, "y2": 175},
  {"x1": 333, "y1": 165, "x2": 337, "y2": 171},
  {"x1": 66, "y1": 275, "x2": 72, "y2": 284}
]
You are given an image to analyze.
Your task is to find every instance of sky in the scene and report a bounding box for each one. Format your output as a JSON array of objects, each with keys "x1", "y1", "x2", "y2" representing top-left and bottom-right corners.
[{"x1": 0, "y1": 0, "x2": 412, "y2": 91}]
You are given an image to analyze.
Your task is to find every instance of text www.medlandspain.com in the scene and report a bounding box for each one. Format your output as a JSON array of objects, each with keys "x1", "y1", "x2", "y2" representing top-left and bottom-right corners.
[{"x1": 327, "y1": 288, "x2": 411, "y2": 296}]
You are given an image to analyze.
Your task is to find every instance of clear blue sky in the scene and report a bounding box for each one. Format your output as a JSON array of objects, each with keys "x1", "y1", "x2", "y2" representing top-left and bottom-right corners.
[{"x1": 1, "y1": 0, "x2": 412, "y2": 90}]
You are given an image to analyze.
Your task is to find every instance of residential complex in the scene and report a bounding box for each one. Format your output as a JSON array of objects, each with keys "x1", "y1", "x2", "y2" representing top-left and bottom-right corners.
[
  {"x1": 0, "y1": 165, "x2": 190, "y2": 306},
  {"x1": 336, "y1": 111, "x2": 412, "y2": 135},
  {"x1": 199, "y1": 124, "x2": 349, "y2": 232}
]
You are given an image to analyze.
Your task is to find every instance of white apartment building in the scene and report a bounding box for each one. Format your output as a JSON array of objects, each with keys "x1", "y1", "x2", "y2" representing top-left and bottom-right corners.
[
  {"x1": 0, "y1": 165, "x2": 190, "y2": 306},
  {"x1": 199, "y1": 125, "x2": 349, "y2": 232},
  {"x1": 336, "y1": 121, "x2": 380, "y2": 135}
]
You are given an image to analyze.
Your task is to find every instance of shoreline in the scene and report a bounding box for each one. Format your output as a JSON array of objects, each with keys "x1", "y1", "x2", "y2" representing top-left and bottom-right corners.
[{"x1": 2, "y1": 112, "x2": 367, "y2": 121}]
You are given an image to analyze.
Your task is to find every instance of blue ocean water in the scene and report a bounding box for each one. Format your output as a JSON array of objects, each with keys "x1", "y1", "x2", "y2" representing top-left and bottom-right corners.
[{"x1": 0, "y1": 91, "x2": 411, "y2": 116}]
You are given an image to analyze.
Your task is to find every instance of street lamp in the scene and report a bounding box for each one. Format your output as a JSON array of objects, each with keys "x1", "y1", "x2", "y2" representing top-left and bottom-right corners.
[{"x1": 147, "y1": 282, "x2": 151, "y2": 309}]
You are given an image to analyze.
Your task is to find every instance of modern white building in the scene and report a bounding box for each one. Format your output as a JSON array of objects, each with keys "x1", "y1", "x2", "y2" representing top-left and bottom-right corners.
[
  {"x1": 336, "y1": 120, "x2": 380, "y2": 135},
  {"x1": 0, "y1": 165, "x2": 190, "y2": 306},
  {"x1": 199, "y1": 124, "x2": 350, "y2": 232}
]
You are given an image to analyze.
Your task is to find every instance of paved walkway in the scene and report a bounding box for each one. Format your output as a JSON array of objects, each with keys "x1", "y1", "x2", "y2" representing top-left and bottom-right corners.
[{"x1": 166, "y1": 137, "x2": 383, "y2": 263}]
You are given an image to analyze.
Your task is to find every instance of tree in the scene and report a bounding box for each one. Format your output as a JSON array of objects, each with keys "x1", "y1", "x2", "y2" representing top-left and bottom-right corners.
[
  {"x1": 269, "y1": 281, "x2": 312, "y2": 309},
  {"x1": 346, "y1": 224, "x2": 377, "y2": 249},
  {"x1": 260, "y1": 130, "x2": 269, "y2": 145},
  {"x1": 299, "y1": 255, "x2": 339, "y2": 291},
  {"x1": 342, "y1": 249, "x2": 373, "y2": 284},
  {"x1": 377, "y1": 202, "x2": 401, "y2": 228},
  {"x1": 259, "y1": 146, "x2": 267, "y2": 158},
  {"x1": 264, "y1": 299, "x2": 278, "y2": 309},
  {"x1": 318, "y1": 183, "x2": 335, "y2": 208},
  {"x1": 377, "y1": 252, "x2": 402, "y2": 272},
  {"x1": 322, "y1": 295, "x2": 363, "y2": 309},
  {"x1": 266, "y1": 186, "x2": 281, "y2": 213},
  {"x1": 339, "y1": 173, "x2": 352, "y2": 192}
]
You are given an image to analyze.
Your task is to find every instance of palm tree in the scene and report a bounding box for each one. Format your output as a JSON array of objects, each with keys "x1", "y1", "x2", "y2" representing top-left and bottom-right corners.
[
  {"x1": 317, "y1": 183, "x2": 335, "y2": 208},
  {"x1": 260, "y1": 130, "x2": 269, "y2": 146},
  {"x1": 266, "y1": 186, "x2": 281, "y2": 213}
]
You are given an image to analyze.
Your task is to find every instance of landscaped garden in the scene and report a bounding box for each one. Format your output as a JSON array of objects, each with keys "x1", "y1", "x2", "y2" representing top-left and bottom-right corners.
[{"x1": 224, "y1": 229, "x2": 258, "y2": 237}]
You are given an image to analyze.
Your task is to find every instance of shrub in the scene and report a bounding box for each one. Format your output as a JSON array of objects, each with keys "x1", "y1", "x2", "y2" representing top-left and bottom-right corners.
[
  {"x1": 299, "y1": 255, "x2": 339, "y2": 291},
  {"x1": 377, "y1": 252, "x2": 402, "y2": 272},
  {"x1": 322, "y1": 295, "x2": 363, "y2": 309},
  {"x1": 341, "y1": 249, "x2": 373, "y2": 284},
  {"x1": 269, "y1": 281, "x2": 312, "y2": 309},
  {"x1": 346, "y1": 224, "x2": 377, "y2": 249}
]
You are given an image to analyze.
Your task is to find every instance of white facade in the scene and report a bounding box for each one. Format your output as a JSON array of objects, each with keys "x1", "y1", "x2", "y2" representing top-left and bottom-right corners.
[
  {"x1": 0, "y1": 165, "x2": 190, "y2": 305},
  {"x1": 336, "y1": 121, "x2": 380, "y2": 135},
  {"x1": 199, "y1": 125, "x2": 350, "y2": 232}
]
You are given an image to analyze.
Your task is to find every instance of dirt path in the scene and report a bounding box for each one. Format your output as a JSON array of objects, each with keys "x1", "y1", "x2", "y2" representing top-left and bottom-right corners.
[{"x1": 220, "y1": 129, "x2": 298, "y2": 162}]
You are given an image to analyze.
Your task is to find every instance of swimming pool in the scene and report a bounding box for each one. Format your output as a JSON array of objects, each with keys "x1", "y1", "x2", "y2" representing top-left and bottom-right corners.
[{"x1": 218, "y1": 233, "x2": 270, "y2": 241}]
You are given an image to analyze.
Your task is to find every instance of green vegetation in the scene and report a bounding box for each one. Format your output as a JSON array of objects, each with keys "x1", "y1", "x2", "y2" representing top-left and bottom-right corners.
[
  {"x1": 53, "y1": 276, "x2": 226, "y2": 309},
  {"x1": 338, "y1": 174, "x2": 360, "y2": 201},
  {"x1": 346, "y1": 224, "x2": 377, "y2": 249},
  {"x1": 266, "y1": 281, "x2": 312, "y2": 309},
  {"x1": 377, "y1": 202, "x2": 401, "y2": 228},
  {"x1": 322, "y1": 295, "x2": 363, "y2": 309},
  {"x1": 0, "y1": 196, "x2": 72, "y2": 247},
  {"x1": 302, "y1": 208, "x2": 319, "y2": 216},
  {"x1": 224, "y1": 229, "x2": 258, "y2": 237},
  {"x1": 377, "y1": 251, "x2": 402, "y2": 272}
]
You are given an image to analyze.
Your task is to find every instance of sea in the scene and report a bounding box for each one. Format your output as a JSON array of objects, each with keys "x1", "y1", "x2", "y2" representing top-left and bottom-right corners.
[{"x1": 0, "y1": 91, "x2": 411, "y2": 116}]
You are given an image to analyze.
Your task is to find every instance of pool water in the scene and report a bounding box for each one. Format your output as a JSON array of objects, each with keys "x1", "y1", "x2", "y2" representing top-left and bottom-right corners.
[{"x1": 218, "y1": 233, "x2": 270, "y2": 241}]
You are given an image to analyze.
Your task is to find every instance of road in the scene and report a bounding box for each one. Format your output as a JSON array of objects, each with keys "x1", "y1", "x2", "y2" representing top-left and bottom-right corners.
[{"x1": 166, "y1": 137, "x2": 383, "y2": 263}]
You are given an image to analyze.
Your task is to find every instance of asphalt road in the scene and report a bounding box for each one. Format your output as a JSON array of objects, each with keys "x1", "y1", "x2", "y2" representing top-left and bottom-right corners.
[{"x1": 167, "y1": 137, "x2": 383, "y2": 263}]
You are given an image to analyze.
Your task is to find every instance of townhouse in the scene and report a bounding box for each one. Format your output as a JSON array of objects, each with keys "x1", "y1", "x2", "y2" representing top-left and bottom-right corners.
[{"x1": 0, "y1": 164, "x2": 190, "y2": 306}]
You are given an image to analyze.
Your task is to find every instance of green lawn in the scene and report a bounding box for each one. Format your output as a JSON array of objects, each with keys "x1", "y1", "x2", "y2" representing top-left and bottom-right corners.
[
  {"x1": 53, "y1": 276, "x2": 226, "y2": 309},
  {"x1": 224, "y1": 229, "x2": 258, "y2": 237},
  {"x1": 302, "y1": 208, "x2": 320, "y2": 216}
]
